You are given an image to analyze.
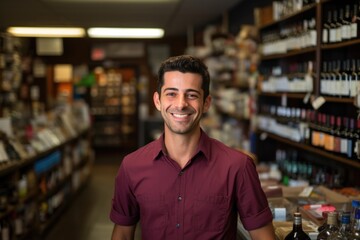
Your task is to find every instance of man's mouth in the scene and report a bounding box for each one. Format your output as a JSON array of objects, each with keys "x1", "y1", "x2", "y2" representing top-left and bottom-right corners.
[{"x1": 172, "y1": 113, "x2": 190, "y2": 118}]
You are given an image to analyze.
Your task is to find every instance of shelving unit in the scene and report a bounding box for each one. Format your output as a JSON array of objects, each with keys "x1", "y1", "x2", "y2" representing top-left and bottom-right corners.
[
  {"x1": 90, "y1": 66, "x2": 138, "y2": 150},
  {"x1": 0, "y1": 105, "x2": 94, "y2": 240},
  {"x1": 256, "y1": 0, "x2": 360, "y2": 187}
]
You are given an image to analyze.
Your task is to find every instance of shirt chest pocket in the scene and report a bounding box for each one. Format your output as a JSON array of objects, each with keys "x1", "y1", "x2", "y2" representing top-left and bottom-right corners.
[
  {"x1": 192, "y1": 195, "x2": 230, "y2": 232},
  {"x1": 137, "y1": 195, "x2": 168, "y2": 230}
]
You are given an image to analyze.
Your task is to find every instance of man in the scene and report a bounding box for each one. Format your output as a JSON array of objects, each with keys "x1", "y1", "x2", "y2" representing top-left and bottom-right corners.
[{"x1": 110, "y1": 55, "x2": 275, "y2": 240}]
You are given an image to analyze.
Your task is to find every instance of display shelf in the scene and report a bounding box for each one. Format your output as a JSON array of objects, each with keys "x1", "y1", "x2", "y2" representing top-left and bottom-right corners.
[
  {"x1": 256, "y1": 0, "x2": 360, "y2": 186},
  {"x1": 258, "y1": 130, "x2": 360, "y2": 169},
  {"x1": 321, "y1": 38, "x2": 360, "y2": 50},
  {"x1": 259, "y1": 3, "x2": 317, "y2": 30},
  {"x1": 261, "y1": 47, "x2": 316, "y2": 60},
  {"x1": 257, "y1": 92, "x2": 308, "y2": 99}
]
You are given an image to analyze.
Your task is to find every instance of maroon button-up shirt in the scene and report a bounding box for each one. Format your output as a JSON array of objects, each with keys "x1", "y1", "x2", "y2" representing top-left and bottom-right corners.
[{"x1": 110, "y1": 130, "x2": 272, "y2": 240}]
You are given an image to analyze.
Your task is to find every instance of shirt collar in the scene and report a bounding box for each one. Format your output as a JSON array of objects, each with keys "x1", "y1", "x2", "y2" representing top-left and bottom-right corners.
[{"x1": 152, "y1": 129, "x2": 211, "y2": 162}]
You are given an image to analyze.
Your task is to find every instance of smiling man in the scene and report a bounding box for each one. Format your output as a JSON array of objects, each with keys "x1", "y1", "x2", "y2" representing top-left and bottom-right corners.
[{"x1": 110, "y1": 55, "x2": 276, "y2": 240}]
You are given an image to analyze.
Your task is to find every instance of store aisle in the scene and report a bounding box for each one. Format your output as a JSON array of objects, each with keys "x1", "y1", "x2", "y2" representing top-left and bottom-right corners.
[{"x1": 43, "y1": 151, "x2": 142, "y2": 240}]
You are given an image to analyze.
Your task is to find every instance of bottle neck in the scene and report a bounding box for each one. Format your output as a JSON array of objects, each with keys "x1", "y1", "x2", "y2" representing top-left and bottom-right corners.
[{"x1": 293, "y1": 215, "x2": 303, "y2": 231}]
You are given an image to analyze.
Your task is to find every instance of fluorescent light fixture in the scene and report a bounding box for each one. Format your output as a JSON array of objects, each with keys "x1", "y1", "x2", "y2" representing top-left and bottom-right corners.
[
  {"x1": 7, "y1": 27, "x2": 86, "y2": 38},
  {"x1": 88, "y1": 28, "x2": 164, "y2": 38},
  {"x1": 45, "y1": 0, "x2": 177, "y2": 3}
]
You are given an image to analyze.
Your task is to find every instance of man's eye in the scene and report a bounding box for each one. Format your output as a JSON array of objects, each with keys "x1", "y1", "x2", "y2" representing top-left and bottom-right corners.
[
  {"x1": 187, "y1": 94, "x2": 199, "y2": 99},
  {"x1": 166, "y1": 92, "x2": 176, "y2": 97}
]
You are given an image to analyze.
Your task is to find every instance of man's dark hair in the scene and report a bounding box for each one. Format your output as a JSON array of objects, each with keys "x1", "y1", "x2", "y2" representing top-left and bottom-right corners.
[{"x1": 157, "y1": 55, "x2": 210, "y2": 101}]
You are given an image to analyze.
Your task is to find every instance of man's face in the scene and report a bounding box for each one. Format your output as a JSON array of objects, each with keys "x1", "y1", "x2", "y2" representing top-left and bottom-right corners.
[{"x1": 153, "y1": 71, "x2": 211, "y2": 135}]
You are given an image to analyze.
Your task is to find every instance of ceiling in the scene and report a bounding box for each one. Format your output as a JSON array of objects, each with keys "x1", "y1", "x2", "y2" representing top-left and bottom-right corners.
[{"x1": 0, "y1": 0, "x2": 241, "y2": 37}]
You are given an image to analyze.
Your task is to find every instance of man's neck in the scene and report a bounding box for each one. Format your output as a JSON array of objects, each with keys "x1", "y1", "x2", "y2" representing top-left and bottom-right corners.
[{"x1": 164, "y1": 128, "x2": 201, "y2": 169}]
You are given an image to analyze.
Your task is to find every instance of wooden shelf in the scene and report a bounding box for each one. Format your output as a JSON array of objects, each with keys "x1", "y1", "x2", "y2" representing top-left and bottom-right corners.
[
  {"x1": 259, "y1": 3, "x2": 317, "y2": 30},
  {"x1": 258, "y1": 130, "x2": 360, "y2": 169},
  {"x1": 321, "y1": 38, "x2": 360, "y2": 50},
  {"x1": 258, "y1": 92, "x2": 308, "y2": 99},
  {"x1": 261, "y1": 47, "x2": 316, "y2": 61}
]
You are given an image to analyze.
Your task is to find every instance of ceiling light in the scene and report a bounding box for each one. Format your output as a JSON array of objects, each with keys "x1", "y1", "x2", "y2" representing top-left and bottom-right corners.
[
  {"x1": 7, "y1": 27, "x2": 86, "y2": 38},
  {"x1": 88, "y1": 28, "x2": 164, "y2": 38}
]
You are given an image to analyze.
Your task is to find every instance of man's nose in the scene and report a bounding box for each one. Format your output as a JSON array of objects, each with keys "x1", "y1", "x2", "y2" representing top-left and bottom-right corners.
[{"x1": 176, "y1": 95, "x2": 189, "y2": 108}]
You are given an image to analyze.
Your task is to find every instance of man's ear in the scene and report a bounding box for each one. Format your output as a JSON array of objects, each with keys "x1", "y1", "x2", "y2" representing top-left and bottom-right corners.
[
  {"x1": 203, "y1": 95, "x2": 212, "y2": 113},
  {"x1": 153, "y1": 92, "x2": 161, "y2": 111}
]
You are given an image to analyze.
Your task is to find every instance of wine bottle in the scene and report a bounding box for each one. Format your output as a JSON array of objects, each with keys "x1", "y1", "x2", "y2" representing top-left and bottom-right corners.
[
  {"x1": 329, "y1": 212, "x2": 351, "y2": 239},
  {"x1": 323, "y1": 10, "x2": 332, "y2": 43},
  {"x1": 343, "y1": 5, "x2": 352, "y2": 40},
  {"x1": 349, "y1": 208, "x2": 360, "y2": 239},
  {"x1": 285, "y1": 212, "x2": 311, "y2": 240},
  {"x1": 330, "y1": 9, "x2": 338, "y2": 43},
  {"x1": 335, "y1": 9, "x2": 343, "y2": 42},
  {"x1": 351, "y1": 3, "x2": 359, "y2": 39},
  {"x1": 317, "y1": 211, "x2": 339, "y2": 240},
  {"x1": 350, "y1": 59, "x2": 358, "y2": 97}
]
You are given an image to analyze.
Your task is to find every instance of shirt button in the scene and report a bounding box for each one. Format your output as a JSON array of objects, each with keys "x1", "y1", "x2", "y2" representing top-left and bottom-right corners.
[
  {"x1": 176, "y1": 223, "x2": 180, "y2": 228},
  {"x1": 178, "y1": 196, "x2": 182, "y2": 201},
  {"x1": 179, "y1": 170, "x2": 184, "y2": 176}
]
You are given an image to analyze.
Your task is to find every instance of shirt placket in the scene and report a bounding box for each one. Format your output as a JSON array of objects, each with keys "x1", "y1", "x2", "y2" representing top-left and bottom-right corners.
[{"x1": 175, "y1": 169, "x2": 186, "y2": 240}]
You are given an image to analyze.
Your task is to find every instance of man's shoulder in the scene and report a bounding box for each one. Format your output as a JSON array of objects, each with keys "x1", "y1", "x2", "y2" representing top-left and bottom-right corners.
[
  {"x1": 209, "y1": 137, "x2": 257, "y2": 164},
  {"x1": 122, "y1": 140, "x2": 160, "y2": 164}
]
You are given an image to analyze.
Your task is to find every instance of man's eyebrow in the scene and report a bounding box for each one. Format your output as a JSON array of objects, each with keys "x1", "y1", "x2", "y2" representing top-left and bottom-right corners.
[
  {"x1": 163, "y1": 87, "x2": 178, "y2": 92},
  {"x1": 163, "y1": 88, "x2": 201, "y2": 94}
]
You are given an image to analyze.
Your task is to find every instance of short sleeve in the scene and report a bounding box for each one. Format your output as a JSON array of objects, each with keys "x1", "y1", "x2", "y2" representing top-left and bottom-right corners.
[
  {"x1": 109, "y1": 160, "x2": 140, "y2": 226},
  {"x1": 236, "y1": 157, "x2": 273, "y2": 230}
]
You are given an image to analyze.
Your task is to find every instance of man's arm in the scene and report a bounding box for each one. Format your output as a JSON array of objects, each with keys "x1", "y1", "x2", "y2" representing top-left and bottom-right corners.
[
  {"x1": 248, "y1": 222, "x2": 276, "y2": 240},
  {"x1": 111, "y1": 224, "x2": 136, "y2": 240}
]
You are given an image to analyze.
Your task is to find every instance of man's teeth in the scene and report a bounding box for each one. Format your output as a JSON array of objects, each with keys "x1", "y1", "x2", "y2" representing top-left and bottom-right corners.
[{"x1": 173, "y1": 113, "x2": 188, "y2": 118}]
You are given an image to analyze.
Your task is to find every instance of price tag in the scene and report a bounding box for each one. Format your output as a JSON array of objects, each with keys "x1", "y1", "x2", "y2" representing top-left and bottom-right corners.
[
  {"x1": 312, "y1": 96, "x2": 326, "y2": 110},
  {"x1": 303, "y1": 92, "x2": 311, "y2": 104}
]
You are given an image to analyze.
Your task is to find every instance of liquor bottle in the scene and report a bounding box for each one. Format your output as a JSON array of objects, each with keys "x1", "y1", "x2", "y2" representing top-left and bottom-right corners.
[
  {"x1": 349, "y1": 208, "x2": 360, "y2": 239},
  {"x1": 330, "y1": 9, "x2": 338, "y2": 43},
  {"x1": 324, "y1": 115, "x2": 335, "y2": 152},
  {"x1": 317, "y1": 211, "x2": 339, "y2": 240},
  {"x1": 347, "y1": 119, "x2": 356, "y2": 159},
  {"x1": 311, "y1": 112, "x2": 320, "y2": 147},
  {"x1": 308, "y1": 17, "x2": 317, "y2": 46},
  {"x1": 323, "y1": 114, "x2": 331, "y2": 151},
  {"x1": 334, "y1": 60, "x2": 343, "y2": 97},
  {"x1": 285, "y1": 212, "x2": 311, "y2": 240},
  {"x1": 342, "y1": 5, "x2": 352, "y2": 40},
  {"x1": 319, "y1": 212, "x2": 330, "y2": 233},
  {"x1": 353, "y1": 119, "x2": 360, "y2": 159},
  {"x1": 340, "y1": 59, "x2": 350, "y2": 97},
  {"x1": 335, "y1": 9, "x2": 343, "y2": 42},
  {"x1": 343, "y1": 117, "x2": 352, "y2": 158},
  {"x1": 334, "y1": 116, "x2": 341, "y2": 153},
  {"x1": 321, "y1": 61, "x2": 329, "y2": 95},
  {"x1": 329, "y1": 61, "x2": 337, "y2": 96},
  {"x1": 352, "y1": 200, "x2": 360, "y2": 229},
  {"x1": 351, "y1": 4, "x2": 359, "y2": 39},
  {"x1": 350, "y1": 59, "x2": 358, "y2": 97},
  {"x1": 0, "y1": 218, "x2": 11, "y2": 240},
  {"x1": 329, "y1": 212, "x2": 352, "y2": 239},
  {"x1": 323, "y1": 10, "x2": 332, "y2": 43},
  {"x1": 338, "y1": 117, "x2": 347, "y2": 155}
]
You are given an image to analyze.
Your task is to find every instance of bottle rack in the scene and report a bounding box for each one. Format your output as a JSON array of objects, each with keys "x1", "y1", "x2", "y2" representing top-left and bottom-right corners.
[{"x1": 257, "y1": 0, "x2": 360, "y2": 187}]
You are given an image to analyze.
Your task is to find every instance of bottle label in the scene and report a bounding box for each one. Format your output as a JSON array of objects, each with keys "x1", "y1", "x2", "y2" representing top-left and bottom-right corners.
[
  {"x1": 351, "y1": 23, "x2": 358, "y2": 38},
  {"x1": 341, "y1": 138, "x2": 348, "y2": 154},
  {"x1": 330, "y1": 29, "x2": 336, "y2": 42},
  {"x1": 322, "y1": 29, "x2": 328, "y2": 43}
]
